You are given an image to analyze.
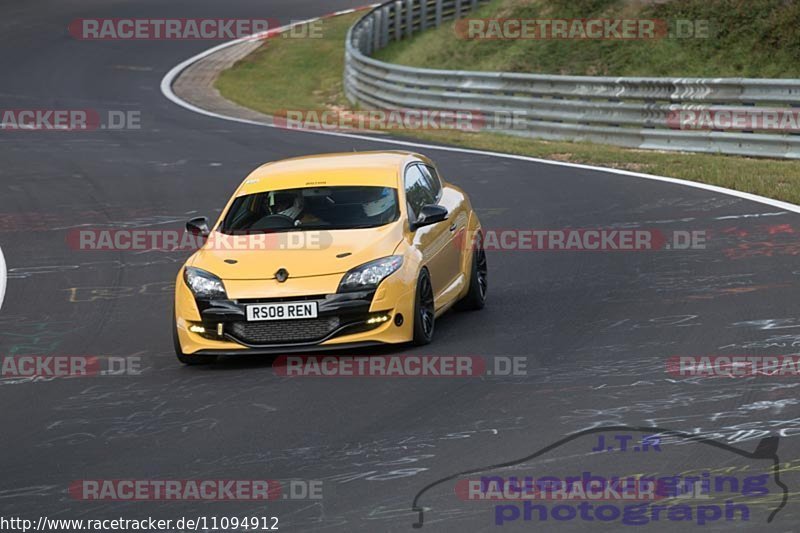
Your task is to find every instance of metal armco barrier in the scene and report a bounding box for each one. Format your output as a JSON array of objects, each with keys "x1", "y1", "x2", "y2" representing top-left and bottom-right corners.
[{"x1": 344, "y1": 0, "x2": 800, "y2": 159}]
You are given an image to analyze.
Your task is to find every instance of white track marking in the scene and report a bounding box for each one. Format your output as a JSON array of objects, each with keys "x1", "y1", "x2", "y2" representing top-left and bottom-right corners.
[
  {"x1": 0, "y1": 244, "x2": 6, "y2": 311},
  {"x1": 160, "y1": 8, "x2": 800, "y2": 216}
]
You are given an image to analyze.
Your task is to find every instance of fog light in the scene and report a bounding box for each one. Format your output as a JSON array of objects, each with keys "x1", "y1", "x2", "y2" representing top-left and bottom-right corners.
[
  {"x1": 367, "y1": 313, "x2": 391, "y2": 325},
  {"x1": 394, "y1": 313, "x2": 404, "y2": 327},
  {"x1": 189, "y1": 324, "x2": 206, "y2": 334}
]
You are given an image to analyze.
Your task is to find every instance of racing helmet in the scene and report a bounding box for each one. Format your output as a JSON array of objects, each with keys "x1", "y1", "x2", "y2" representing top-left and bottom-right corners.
[{"x1": 363, "y1": 188, "x2": 395, "y2": 218}]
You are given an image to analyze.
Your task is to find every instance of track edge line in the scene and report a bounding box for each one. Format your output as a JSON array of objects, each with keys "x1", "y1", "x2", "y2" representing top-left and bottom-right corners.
[
  {"x1": 0, "y1": 243, "x2": 6, "y2": 312},
  {"x1": 159, "y1": 7, "x2": 800, "y2": 216}
]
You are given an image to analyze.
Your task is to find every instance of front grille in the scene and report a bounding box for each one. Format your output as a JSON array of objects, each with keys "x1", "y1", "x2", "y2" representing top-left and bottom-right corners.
[
  {"x1": 237, "y1": 295, "x2": 325, "y2": 304},
  {"x1": 227, "y1": 316, "x2": 342, "y2": 345}
]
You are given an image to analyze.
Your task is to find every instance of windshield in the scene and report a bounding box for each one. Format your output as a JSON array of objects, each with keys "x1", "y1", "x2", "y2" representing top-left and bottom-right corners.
[{"x1": 220, "y1": 186, "x2": 399, "y2": 233}]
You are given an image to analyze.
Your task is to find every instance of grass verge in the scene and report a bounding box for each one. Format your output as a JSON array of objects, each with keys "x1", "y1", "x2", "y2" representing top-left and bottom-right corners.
[
  {"x1": 216, "y1": 12, "x2": 800, "y2": 205},
  {"x1": 375, "y1": 0, "x2": 800, "y2": 78}
]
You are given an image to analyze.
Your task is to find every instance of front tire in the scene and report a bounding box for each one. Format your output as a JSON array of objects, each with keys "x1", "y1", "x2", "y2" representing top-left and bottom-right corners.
[
  {"x1": 412, "y1": 269, "x2": 435, "y2": 345},
  {"x1": 173, "y1": 313, "x2": 216, "y2": 365}
]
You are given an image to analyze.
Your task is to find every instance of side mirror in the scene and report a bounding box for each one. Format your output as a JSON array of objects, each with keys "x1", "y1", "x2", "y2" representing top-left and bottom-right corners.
[
  {"x1": 186, "y1": 216, "x2": 211, "y2": 237},
  {"x1": 411, "y1": 205, "x2": 448, "y2": 231}
]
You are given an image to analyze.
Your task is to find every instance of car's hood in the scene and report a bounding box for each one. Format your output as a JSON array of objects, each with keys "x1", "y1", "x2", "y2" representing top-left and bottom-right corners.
[{"x1": 189, "y1": 223, "x2": 404, "y2": 281}]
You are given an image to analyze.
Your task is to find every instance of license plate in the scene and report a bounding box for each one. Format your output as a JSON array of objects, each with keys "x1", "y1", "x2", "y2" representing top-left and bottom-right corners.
[{"x1": 246, "y1": 302, "x2": 319, "y2": 322}]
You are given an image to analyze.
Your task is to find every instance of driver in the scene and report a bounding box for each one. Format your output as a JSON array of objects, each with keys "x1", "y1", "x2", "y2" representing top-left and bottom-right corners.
[
  {"x1": 264, "y1": 190, "x2": 322, "y2": 226},
  {"x1": 362, "y1": 188, "x2": 395, "y2": 219},
  {"x1": 266, "y1": 190, "x2": 303, "y2": 220}
]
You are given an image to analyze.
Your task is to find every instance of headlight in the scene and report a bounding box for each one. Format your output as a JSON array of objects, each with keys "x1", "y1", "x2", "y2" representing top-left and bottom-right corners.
[
  {"x1": 184, "y1": 267, "x2": 227, "y2": 299},
  {"x1": 338, "y1": 256, "x2": 403, "y2": 292}
]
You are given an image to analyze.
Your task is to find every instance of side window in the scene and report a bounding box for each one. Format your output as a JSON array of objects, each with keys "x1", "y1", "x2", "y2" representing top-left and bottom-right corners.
[
  {"x1": 420, "y1": 165, "x2": 442, "y2": 201},
  {"x1": 404, "y1": 164, "x2": 436, "y2": 220}
]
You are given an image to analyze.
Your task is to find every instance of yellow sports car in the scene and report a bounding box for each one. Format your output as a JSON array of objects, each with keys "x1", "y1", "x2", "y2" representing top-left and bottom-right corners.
[{"x1": 173, "y1": 151, "x2": 486, "y2": 364}]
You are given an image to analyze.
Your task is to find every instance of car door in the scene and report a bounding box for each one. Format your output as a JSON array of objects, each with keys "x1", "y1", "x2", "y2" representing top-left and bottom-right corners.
[
  {"x1": 404, "y1": 163, "x2": 451, "y2": 302},
  {"x1": 420, "y1": 164, "x2": 466, "y2": 293}
]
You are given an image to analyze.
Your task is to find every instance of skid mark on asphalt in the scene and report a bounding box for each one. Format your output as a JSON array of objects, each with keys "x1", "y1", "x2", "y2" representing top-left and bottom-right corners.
[
  {"x1": 7, "y1": 256, "x2": 183, "y2": 279},
  {"x1": 719, "y1": 334, "x2": 800, "y2": 351},
  {"x1": 0, "y1": 316, "x2": 77, "y2": 357}
]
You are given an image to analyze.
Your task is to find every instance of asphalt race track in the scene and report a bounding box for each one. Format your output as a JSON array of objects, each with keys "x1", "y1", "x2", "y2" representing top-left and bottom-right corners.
[{"x1": 1, "y1": 1, "x2": 800, "y2": 531}]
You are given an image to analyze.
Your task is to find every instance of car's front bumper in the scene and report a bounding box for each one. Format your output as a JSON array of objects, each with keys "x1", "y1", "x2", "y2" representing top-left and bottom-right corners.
[
  {"x1": 190, "y1": 341, "x2": 384, "y2": 357},
  {"x1": 174, "y1": 269, "x2": 417, "y2": 355}
]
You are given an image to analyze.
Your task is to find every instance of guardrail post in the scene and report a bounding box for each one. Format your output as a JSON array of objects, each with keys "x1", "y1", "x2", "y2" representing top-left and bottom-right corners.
[
  {"x1": 381, "y1": 5, "x2": 390, "y2": 47},
  {"x1": 363, "y1": 20, "x2": 372, "y2": 55},
  {"x1": 406, "y1": 0, "x2": 415, "y2": 37},
  {"x1": 394, "y1": 1, "x2": 403, "y2": 41},
  {"x1": 471, "y1": 0, "x2": 478, "y2": 11},
  {"x1": 455, "y1": 0, "x2": 462, "y2": 18},
  {"x1": 372, "y1": 10, "x2": 382, "y2": 51},
  {"x1": 435, "y1": 0, "x2": 443, "y2": 27},
  {"x1": 420, "y1": 0, "x2": 428, "y2": 30},
  {"x1": 353, "y1": 26, "x2": 362, "y2": 55},
  {"x1": 393, "y1": 0, "x2": 403, "y2": 41}
]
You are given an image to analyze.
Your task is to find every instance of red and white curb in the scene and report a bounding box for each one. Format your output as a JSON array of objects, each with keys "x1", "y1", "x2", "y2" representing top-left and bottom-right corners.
[{"x1": 160, "y1": 4, "x2": 800, "y2": 216}]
